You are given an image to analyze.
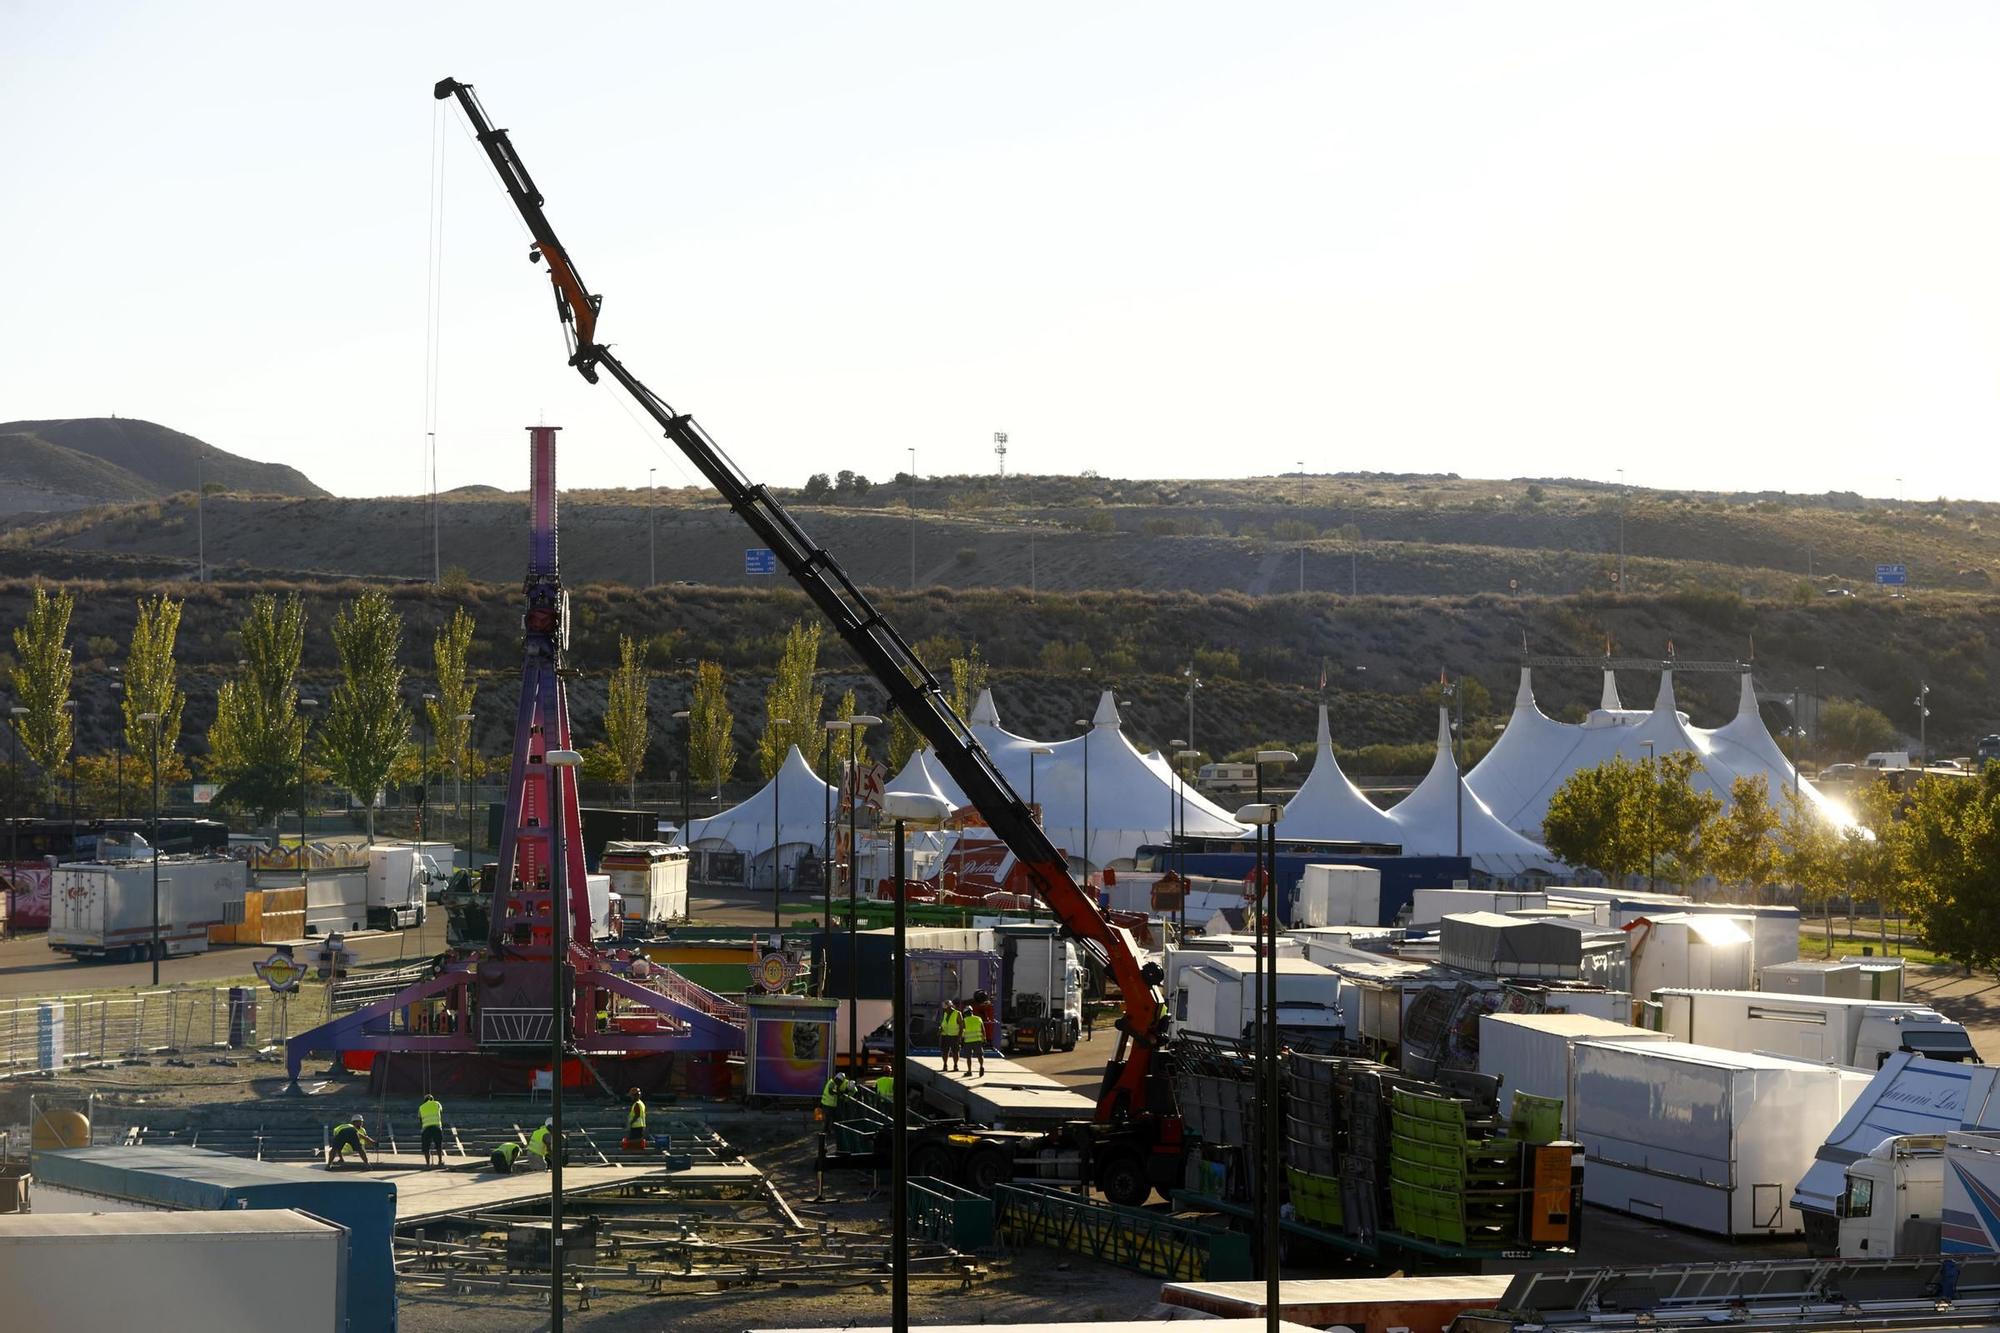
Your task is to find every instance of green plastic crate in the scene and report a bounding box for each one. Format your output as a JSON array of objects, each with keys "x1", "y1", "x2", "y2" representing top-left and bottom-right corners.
[{"x1": 1285, "y1": 1166, "x2": 1344, "y2": 1227}]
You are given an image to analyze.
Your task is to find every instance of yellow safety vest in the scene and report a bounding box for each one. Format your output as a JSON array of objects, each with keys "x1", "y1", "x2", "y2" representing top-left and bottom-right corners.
[
  {"x1": 628, "y1": 1098, "x2": 647, "y2": 1132},
  {"x1": 874, "y1": 1075, "x2": 895, "y2": 1099},
  {"x1": 940, "y1": 1009, "x2": 963, "y2": 1037},
  {"x1": 528, "y1": 1125, "x2": 552, "y2": 1158},
  {"x1": 961, "y1": 1013, "x2": 986, "y2": 1043},
  {"x1": 418, "y1": 1099, "x2": 443, "y2": 1130},
  {"x1": 821, "y1": 1077, "x2": 845, "y2": 1109}
]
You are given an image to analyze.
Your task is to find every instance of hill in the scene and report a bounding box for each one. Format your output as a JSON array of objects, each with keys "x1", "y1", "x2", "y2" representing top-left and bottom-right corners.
[{"x1": 0, "y1": 418, "x2": 325, "y2": 514}]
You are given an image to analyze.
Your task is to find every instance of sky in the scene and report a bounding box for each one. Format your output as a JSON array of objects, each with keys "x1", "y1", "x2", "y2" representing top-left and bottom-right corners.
[{"x1": 6, "y1": 2, "x2": 2000, "y2": 500}]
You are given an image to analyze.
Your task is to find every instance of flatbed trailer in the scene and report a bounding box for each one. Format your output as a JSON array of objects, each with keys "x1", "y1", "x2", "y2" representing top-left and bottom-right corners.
[{"x1": 904, "y1": 1055, "x2": 1099, "y2": 1129}]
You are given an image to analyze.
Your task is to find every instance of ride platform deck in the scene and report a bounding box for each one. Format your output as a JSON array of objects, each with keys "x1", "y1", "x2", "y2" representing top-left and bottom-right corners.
[{"x1": 905, "y1": 1054, "x2": 1097, "y2": 1128}]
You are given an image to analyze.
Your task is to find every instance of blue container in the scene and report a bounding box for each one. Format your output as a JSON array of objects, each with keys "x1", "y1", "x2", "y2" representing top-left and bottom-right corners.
[{"x1": 33, "y1": 1145, "x2": 397, "y2": 1332}]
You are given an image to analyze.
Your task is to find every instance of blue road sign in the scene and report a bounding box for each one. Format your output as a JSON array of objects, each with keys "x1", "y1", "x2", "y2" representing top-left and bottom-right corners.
[
  {"x1": 745, "y1": 548, "x2": 776, "y2": 575},
  {"x1": 1876, "y1": 563, "x2": 1907, "y2": 586}
]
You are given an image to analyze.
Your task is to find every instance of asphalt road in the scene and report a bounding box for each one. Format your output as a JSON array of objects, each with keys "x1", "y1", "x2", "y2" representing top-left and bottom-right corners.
[{"x1": 0, "y1": 917, "x2": 451, "y2": 997}]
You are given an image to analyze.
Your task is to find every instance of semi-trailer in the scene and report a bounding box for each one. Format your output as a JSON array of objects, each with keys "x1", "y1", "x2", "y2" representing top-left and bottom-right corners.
[
  {"x1": 1650, "y1": 988, "x2": 1976, "y2": 1068},
  {"x1": 47, "y1": 856, "x2": 246, "y2": 962}
]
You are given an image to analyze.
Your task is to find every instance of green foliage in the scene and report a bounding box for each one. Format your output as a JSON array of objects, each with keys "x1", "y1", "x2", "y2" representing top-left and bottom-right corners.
[
  {"x1": 688, "y1": 660, "x2": 735, "y2": 793},
  {"x1": 802, "y1": 473, "x2": 833, "y2": 501},
  {"x1": 319, "y1": 589, "x2": 410, "y2": 836},
  {"x1": 759, "y1": 620, "x2": 825, "y2": 778},
  {"x1": 886, "y1": 711, "x2": 921, "y2": 771},
  {"x1": 602, "y1": 633, "x2": 651, "y2": 801},
  {"x1": 1707, "y1": 775, "x2": 1781, "y2": 889},
  {"x1": 1896, "y1": 770, "x2": 2000, "y2": 971},
  {"x1": 9, "y1": 585, "x2": 75, "y2": 780},
  {"x1": 1271, "y1": 519, "x2": 1317, "y2": 542},
  {"x1": 1039, "y1": 641, "x2": 1095, "y2": 674},
  {"x1": 122, "y1": 594, "x2": 185, "y2": 758},
  {"x1": 828, "y1": 688, "x2": 872, "y2": 773},
  {"x1": 1819, "y1": 696, "x2": 1902, "y2": 758},
  {"x1": 1541, "y1": 751, "x2": 1721, "y2": 884},
  {"x1": 948, "y1": 644, "x2": 989, "y2": 724},
  {"x1": 427, "y1": 607, "x2": 476, "y2": 780},
  {"x1": 1076, "y1": 510, "x2": 1116, "y2": 534},
  {"x1": 206, "y1": 592, "x2": 306, "y2": 821},
  {"x1": 1779, "y1": 786, "x2": 1845, "y2": 930}
]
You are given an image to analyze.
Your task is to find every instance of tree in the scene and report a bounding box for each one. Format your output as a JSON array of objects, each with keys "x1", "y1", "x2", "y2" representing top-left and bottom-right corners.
[
  {"x1": 1819, "y1": 697, "x2": 1901, "y2": 759},
  {"x1": 758, "y1": 621, "x2": 825, "y2": 778},
  {"x1": 948, "y1": 644, "x2": 989, "y2": 723},
  {"x1": 1844, "y1": 778, "x2": 1905, "y2": 953},
  {"x1": 9, "y1": 585, "x2": 75, "y2": 800},
  {"x1": 802, "y1": 473, "x2": 833, "y2": 501},
  {"x1": 207, "y1": 593, "x2": 308, "y2": 820},
  {"x1": 603, "y1": 634, "x2": 651, "y2": 805},
  {"x1": 122, "y1": 594, "x2": 185, "y2": 759},
  {"x1": 426, "y1": 608, "x2": 477, "y2": 787},
  {"x1": 319, "y1": 590, "x2": 410, "y2": 840},
  {"x1": 1707, "y1": 775, "x2": 1781, "y2": 893},
  {"x1": 827, "y1": 688, "x2": 872, "y2": 774},
  {"x1": 1779, "y1": 786, "x2": 1845, "y2": 952},
  {"x1": 1542, "y1": 755, "x2": 1641, "y2": 881},
  {"x1": 1646, "y1": 750, "x2": 1722, "y2": 885},
  {"x1": 75, "y1": 749, "x2": 192, "y2": 817},
  {"x1": 689, "y1": 660, "x2": 735, "y2": 795},
  {"x1": 1897, "y1": 769, "x2": 2000, "y2": 972}
]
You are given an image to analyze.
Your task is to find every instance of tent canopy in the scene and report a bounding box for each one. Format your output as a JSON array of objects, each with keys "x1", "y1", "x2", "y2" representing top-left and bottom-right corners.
[
  {"x1": 1387, "y1": 706, "x2": 1559, "y2": 877},
  {"x1": 1280, "y1": 704, "x2": 1402, "y2": 844},
  {"x1": 687, "y1": 745, "x2": 835, "y2": 860}
]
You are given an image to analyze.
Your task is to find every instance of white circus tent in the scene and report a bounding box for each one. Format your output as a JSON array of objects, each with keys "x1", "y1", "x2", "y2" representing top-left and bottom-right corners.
[
  {"x1": 1279, "y1": 704, "x2": 1403, "y2": 844},
  {"x1": 1465, "y1": 665, "x2": 1848, "y2": 841},
  {"x1": 686, "y1": 745, "x2": 835, "y2": 888},
  {"x1": 1388, "y1": 707, "x2": 1559, "y2": 877}
]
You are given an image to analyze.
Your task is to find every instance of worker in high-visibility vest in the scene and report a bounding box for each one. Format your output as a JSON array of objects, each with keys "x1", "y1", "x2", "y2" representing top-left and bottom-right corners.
[
  {"x1": 820, "y1": 1071, "x2": 852, "y2": 1110},
  {"x1": 328, "y1": 1114, "x2": 373, "y2": 1168},
  {"x1": 417, "y1": 1093, "x2": 445, "y2": 1167},
  {"x1": 873, "y1": 1072, "x2": 895, "y2": 1101},
  {"x1": 939, "y1": 1001, "x2": 964, "y2": 1072},
  {"x1": 490, "y1": 1139, "x2": 524, "y2": 1174},
  {"x1": 623, "y1": 1087, "x2": 648, "y2": 1151},
  {"x1": 527, "y1": 1118, "x2": 555, "y2": 1170},
  {"x1": 961, "y1": 1007, "x2": 988, "y2": 1076}
]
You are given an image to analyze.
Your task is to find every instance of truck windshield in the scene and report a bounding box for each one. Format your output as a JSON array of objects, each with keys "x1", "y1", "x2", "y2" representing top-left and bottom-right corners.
[{"x1": 1904, "y1": 1032, "x2": 1978, "y2": 1062}]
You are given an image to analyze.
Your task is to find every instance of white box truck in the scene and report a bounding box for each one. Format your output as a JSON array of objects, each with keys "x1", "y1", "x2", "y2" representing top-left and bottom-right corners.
[
  {"x1": 0, "y1": 1210, "x2": 344, "y2": 1333},
  {"x1": 1476, "y1": 1011, "x2": 1670, "y2": 1132},
  {"x1": 1411, "y1": 887, "x2": 1547, "y2": 925},
  {"x1": 48, "y1": 857, "x2": 246, "y2": 962},
  {"x1": 995, "y1": 921, "x2": 1085, "y2": 1054},
  {"x1": 1651, "y1": 988, "x2": 1976, "y2": 1068},
  {"x1": 1761, "y1": 958, "x2": 1907, "y2": 1001},
  {"x1": 364, "y1": 844, "x2": 436, "y2": 930},
  {"x1": 1293, "y1": 864, "x2": 1382, "y2": 927},
  {"x1": 1570, "y1": 1038, "x2": 1855, "y2": 1236},
  {"x1": 1176, "y1": 954, "x2": 1345, "y2": 1044},
  {"x1": 1627, "y1": 913, "x2": 1753, "y2": 998},
  {"x1": 602, "y1": 841, "x2": 689, "y2": 928}
]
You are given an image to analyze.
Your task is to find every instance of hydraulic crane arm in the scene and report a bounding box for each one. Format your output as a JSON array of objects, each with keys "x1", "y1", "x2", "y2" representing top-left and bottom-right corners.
[{"x1": 435, "y1": 78, "x2": 1169, "y2": 1120}]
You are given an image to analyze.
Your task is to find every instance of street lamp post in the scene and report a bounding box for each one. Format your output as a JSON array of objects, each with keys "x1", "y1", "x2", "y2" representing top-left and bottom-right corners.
[
  {"x1": 769, "y1": 720, "x2": 791, "y2": 929},
  {"x1": 109, "y1": 673, "x2": 125, "y2": 819},
  {"x1": 419, "y1": 692, "x2": 436, "y2": 846},
  {"x1": 140, "y1": 712, "x2": 164, "y2": 984},
  {"x1": 299, "y1": 698, "x2": 318, "y2": 905},
  {"x1": 544, "y1": 747, "x2": 584, "y2": 1333},
  {"x1": 1235, "y1": 796, "x2": 1285, "y2": 1333},
  {"x1": 1175, "y1": 747, "x2": 1201, "y2": 934},
  {"x1": 882, "y1": 791, "x2": 952, "y2": 1333},
  {"x1": 844, "y1": 714, "x2": 881, "y2": 1066},
  {"x1": 822, "y1": 721, "x2": 851, "y2": 990},
  {"x1": 1073, "y1": 719, "x2": 1095, "y2": 890},
  {"x1": 1916, "y1": 683, "x2": 1932, "y2": 768},
  {"x1": 1168, "y1": 738, "x2": 1187, "y2": 934}
]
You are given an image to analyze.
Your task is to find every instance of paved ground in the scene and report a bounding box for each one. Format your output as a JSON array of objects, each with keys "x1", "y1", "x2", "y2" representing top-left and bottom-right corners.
[{"x1": 0, "y1": 917, "x2": 451, "y2": 996}]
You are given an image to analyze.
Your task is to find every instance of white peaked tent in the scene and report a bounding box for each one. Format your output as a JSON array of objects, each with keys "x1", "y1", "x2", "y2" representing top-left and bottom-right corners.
[
  {"x1": 1388, "y1": 706, "x2": 1559, "y2": 877},
  {"x1": 959, "y1": 688, "x2": 1242, "y2": 870},
  {"x1": 686, "y1": 745, "x2": 835, "y2": 888},
  {"x1": 884, "y1": 748, "x2": 963, "y2": 809},
  {"x1": 1465, "y1": 666, "x2": 1849, "y2": 840},
  {"x1": 1280, "y1": 705, "x2": 1403, "y2": 844}
]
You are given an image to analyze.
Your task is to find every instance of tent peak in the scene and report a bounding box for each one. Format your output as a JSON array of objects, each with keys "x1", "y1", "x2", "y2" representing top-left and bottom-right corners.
[
  {"x1": 1514, "y1": 666, "x2": 1535, "y2": 711},
  {"x1": 1092, "y1": 690, "x2": 1122, "y2": 729},
  {"x1": 970, "y1": 688, "x2": 1000, "y2": 727},
  {"x1": 1735, "y1": 670, "x2": 1757, "y2": 719},
  {"x1": 1653, "y1": 668, "x2": 1677, "y2": 716},
  {"x1": 1600, "y1": 669, "x2": 1623, "y2": 712}
]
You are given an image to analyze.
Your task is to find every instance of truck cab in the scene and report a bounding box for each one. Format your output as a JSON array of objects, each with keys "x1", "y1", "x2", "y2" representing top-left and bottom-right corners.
[
  {"x1": 1857, "y1": 1009, "x2": 1979, "y2": 1067},
  {"x1": 1838, "y1": 1135, "x2": 1943, "y2": 1259}
]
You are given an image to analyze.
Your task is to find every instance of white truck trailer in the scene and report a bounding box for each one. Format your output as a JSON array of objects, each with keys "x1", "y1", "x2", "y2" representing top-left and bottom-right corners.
[
  {"x1": 363, "y1": 844, "x2": 437, "y2": 930},
  {"x1": 0, "y1": 1209, "x2": 344, "y2": 1333},
  {"x1": 1651, "y1": 988, "x2": 1976, "y2": 1068},
  {"x1": 1175, "y1": 954, "x2": 1345, "y2": 1045},
  {"x1": 48, "y1": 856, "x2": 246, "y2": 962},
  {"x1": 1760, "y1": 957, "x2": 1907, "y2": 1001},
  {"x1": 1293, "y1": 864, "x2": 1382, "y2": 927},
  {"x1": 1570, "y1": 1038, "x2": 1856, "y2": 1236},
  {"x1": 601, "y1": 840, "x2": 689, "y2": 928},
  {"x1": 994, "y1": 921, "x2": 1085, "y2": 1054},
  {"x1": 1476, "y1": 1011, "x2": 1671, "y2": 1132}
]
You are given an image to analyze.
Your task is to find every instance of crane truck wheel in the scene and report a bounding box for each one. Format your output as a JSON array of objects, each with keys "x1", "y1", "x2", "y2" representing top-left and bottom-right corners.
[
  {"x1": 964, "y1": 1146, "x2": 1014, "y2": 1194},
  {"x1": 1098, "y1": 1154, "x2": 1149, "y2": 1208},
  {"x1": 910, "y1": 1142, "x2": 955, "y2": 1183}
]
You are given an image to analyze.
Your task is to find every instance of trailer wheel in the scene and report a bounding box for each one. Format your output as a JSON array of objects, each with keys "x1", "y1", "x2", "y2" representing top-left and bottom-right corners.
[
  {"x1": 964, "y1": 1146, "x2": 1013, "y2": 1194},
  {"x1": 1099, "y1": 1154, "x2": 1149, "y2": 1207},
  {"x1": 910, "y1": 1142, "x2": 955, "y2": 1183}
]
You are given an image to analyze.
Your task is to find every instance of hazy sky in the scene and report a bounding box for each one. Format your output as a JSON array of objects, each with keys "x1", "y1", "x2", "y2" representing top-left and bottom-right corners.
[{"x1": 6, "y1": 3, "x2": 2000, "y2": 500}]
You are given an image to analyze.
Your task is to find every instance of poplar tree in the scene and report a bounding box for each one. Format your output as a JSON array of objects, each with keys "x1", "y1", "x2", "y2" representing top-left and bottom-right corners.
[
  {"x1": 9, "y1": 586, "x2": 74, "y2": 797},
  {"x1": 207, "y1": 592, "x2": 307, "y2": 820},
  {"x1": 319, "y1": 590, "x2": 409, "y2": 840},
  {"x1": 603, "y1": 634, "x2": 651, "y2": 805},
  {"x1": 426, "y1": 607, "x2": 477, "y2": 783},
  {"x1": 122, "y1": 593, "x2": 185, "y2": 756},
  {"x1": 689, "y1": 660, "x2": 735, "y2": 795},
  {"x1": 758, "y1": 620, "x2": 825, "y2": 778}
]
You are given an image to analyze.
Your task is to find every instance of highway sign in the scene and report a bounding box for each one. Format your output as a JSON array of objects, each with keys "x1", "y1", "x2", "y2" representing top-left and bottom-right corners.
[
  {"x1": 1876, "y1": 563, "x2": 1908, "y2": 586},
  {"x1": 744, "y1": 548, "x2": 776, "y2": 575}
]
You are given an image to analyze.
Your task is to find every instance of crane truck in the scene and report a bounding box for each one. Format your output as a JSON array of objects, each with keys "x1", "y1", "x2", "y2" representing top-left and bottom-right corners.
[{"x1": 435, "y1": 78, "x2": 1182, "y2": 1205}]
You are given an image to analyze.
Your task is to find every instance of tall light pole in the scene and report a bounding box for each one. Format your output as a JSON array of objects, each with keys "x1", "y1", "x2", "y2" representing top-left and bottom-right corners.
[
  {"x1": 844, "y1": 713, "x2": 881, "y2": 1067},
  {"x1": 298, "y1": 698, "x2": 318, "y2": 904},
  {"x1": 1176, "y1": 747, "x2": 1202, "y2": 935},
  {"x1": 457, "y1": 712, "x2": 476, "y2": 860},
  {"x1": 1916, "y1": 682, "x2": 1931, "y2": 767},
  {"x1": 543, "y1": 746, "x2": 583, "y2": 1333},
  {"x1": 1441, "y1": 680, "x2": 1464, "y2": 858},
  {"x1": 1235, "y1": 794, "x2": 1285, "y2": 1333},
  {"x1": 110, "y1": 675, "x2": 126, "y2": 819},
  {"x1": 419, "y1": 691, "x2": 436, "y2": 846},
  {"x1": 647, "y1": 467, "x2": 657, "y2": 588},
  {"x1": 1168, "y1": 737, "x2": 1187, "y2": 933},
  {"x1": 821, "y1": 720, "x2": 850, "y2": 987},
  {"x1": 882, "y1": 791, "x2": 952, "y2": 1333},
  {"x1": 140, "y1": 711, "x2": 164, "y2": 984},
  {"x1": 907, "y1": 447, "x2": 918, "y2": 591},
  {"x1": 1182, "y1": 666, "x2": 1201, "y2": 750},
  {"x1": 769, "y1": 721, "x2": 791, "y2": 929}
]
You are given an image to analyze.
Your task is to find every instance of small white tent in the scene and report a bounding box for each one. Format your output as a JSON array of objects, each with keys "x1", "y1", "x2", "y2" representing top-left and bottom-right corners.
[
  {"x1": 1280, "y1": 704, "x2": 1403, "y2": 844},
  {"x1": 1388, "y1": 706, "x2": 1559, "y2": 877},
  {"x1": 686, "y1": 745, "x2": 835, "y2": 888}
]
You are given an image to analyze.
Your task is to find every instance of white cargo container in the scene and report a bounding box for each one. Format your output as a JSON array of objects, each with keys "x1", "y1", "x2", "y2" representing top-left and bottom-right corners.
[
  {"x1": 363, "y1": 844, "x2": 432, "y2": 930},
  {"x1": 1294, "y1": 864, "x2": 1381, "y2": 927},
  {"x1": 0, "y1": 1209, "x2": 344, "y2": 1333},
  {"x1": 1477, "y1": 1011, "x2": 1671, "y2": 1131},
  {"x1": 1176, "y1": 955, "x2": 1345, "y2": 1043},
  {"x1": 602, "y1": 841, "x2": 689, "y2": 926},
  {"x1": 1570, "y1": 1038, "x2": 1854, "y2": 1236},
  {"x1": 1627, "y1": 913, "x2": 1752, "y2": 998},
  {"x1": 1761, "y1": 958, "x2": 1907, "y2": 1001},
  {"x1": 48, "y1": 857, "x2": 246, "y2": 962},
  {"x1": 1411, "y1": 887, "x2": 1547, "y2": 926},
  {"x1": 1651, "y1": 989, "x2": 1976, "y2": 1068}
]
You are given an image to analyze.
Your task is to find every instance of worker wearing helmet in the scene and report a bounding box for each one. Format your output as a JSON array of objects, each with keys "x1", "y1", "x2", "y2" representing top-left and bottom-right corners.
[
  {"x1": 527, "y1": 1117, "x2": 555, "y2": 1169},
  {"x1": 417, "y1": 1093, "x2": 445, "y2": 1167},
  {"x1": 938, "y1": 1000, "x2": 964, "y2": 1071},
  {"x1": 961, "y1": 1006, "x2": 988, "y2": 1076},
  {"x1": 622, "y1": 1087, "x2": 648, "y2": 1152},
  {"x1": 329, "y1": 1114, "x2": 373, "y2": 1169}
]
